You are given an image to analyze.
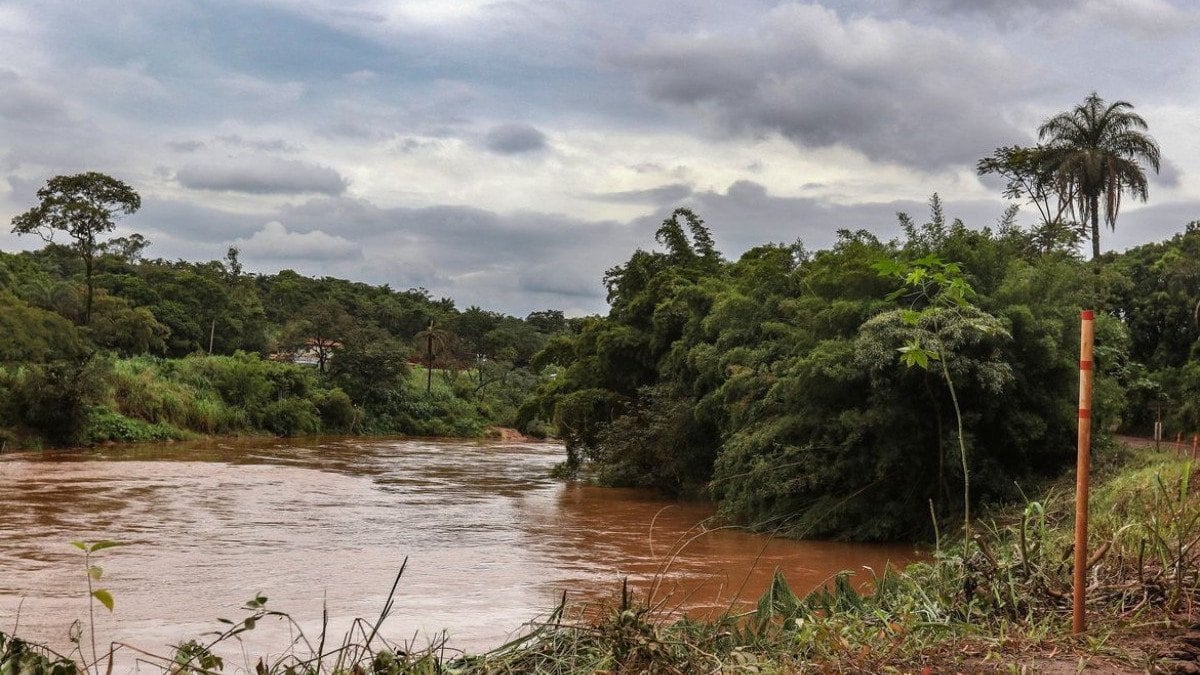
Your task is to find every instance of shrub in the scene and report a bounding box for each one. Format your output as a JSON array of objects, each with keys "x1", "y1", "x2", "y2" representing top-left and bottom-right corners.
[
  {"x1": 259, "y1": 397, "x2": 321, "y2": 436},
  {"x1": 83, "y1": 407, "x2": 184, "y2": 444},
  {"x1": 314, "y1": 388, "x2": 357, "y2": 432}
]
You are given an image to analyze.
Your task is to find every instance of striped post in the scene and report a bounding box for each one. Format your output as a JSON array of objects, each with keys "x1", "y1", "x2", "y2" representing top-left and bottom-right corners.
[{"x1": 1073, "y1": 310, "x2": 1094, "y2": 635}]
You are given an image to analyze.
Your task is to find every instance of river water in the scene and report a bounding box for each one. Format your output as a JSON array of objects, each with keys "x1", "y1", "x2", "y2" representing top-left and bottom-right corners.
[{"x1": 0, "y1": 438, "x2": 917, "y2": 668}]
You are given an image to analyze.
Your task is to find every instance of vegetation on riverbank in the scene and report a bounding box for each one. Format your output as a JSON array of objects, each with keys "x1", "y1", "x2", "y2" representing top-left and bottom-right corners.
[
  {"x1": 524, "y1": 204, "x2": 1200, "y2": 541},
  {"x1": 0, "y1": 223, "x2": 566, "y2": 448},
  {"x1": 3, "y1": 445, "x2": 1197, "y2": 673}
]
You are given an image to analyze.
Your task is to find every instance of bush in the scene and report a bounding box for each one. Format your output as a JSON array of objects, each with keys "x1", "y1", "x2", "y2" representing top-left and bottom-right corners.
[
  {"x1": 1, "y1": 359, "x2": 106, "y2": 446},
  {"x1": 259, "y1": 397, "x2": 322, "y2": 436},
  {"x1": 83, "y1": 407, "x2": 185, "y2": 444},
  {"x1": 315, "y1": 388, "x2": 357, "y2": 432}
]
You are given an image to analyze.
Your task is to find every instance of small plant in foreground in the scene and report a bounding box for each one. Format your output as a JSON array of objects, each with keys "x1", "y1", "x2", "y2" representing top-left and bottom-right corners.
[{"x1": 69, "y1": 539, "x2": 123, "y2": 675}]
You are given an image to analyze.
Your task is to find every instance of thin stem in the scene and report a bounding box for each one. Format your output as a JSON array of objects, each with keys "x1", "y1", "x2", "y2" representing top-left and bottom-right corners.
[
  {"x1": 85, "y1": 549, "x2": 98, "y2": 675},
  {"x1": 940, "y1": 358, "x2": 970, "y2": 546}
]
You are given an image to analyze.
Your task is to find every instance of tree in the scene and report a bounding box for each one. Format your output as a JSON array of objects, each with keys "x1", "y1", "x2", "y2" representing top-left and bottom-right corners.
[
  {"x1": 414, "y1": 321, "x2": 458, "y2": 395},
  {"x1": 280, "y1": 301, "x2": 355, "y2": 372},
  {"x1": 977, "y1": 145, "x2": 1083, "y2": 253},
  {"x1": 330, "y1": 326, "x2": 409, "y2": 408},
  {"x1": 526, "y1": 309, "x2": 567, "y2": 335},
  {"x1": 1037, "y1": 93, "x2": 1160, "y2": 260},
  {"x1": 10, "y1": 172, "x2": 141, "y2": 325}
]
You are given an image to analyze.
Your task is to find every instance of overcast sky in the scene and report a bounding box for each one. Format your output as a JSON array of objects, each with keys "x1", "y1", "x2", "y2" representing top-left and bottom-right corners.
[{"x1": 1, "y1": 0, "x2": 1198, "y2": 316}]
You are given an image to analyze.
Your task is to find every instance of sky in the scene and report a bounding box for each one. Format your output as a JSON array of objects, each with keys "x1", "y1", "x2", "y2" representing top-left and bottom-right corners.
[{"x1": 0, "y1": 0, "x2": 1198, "y2": 316}]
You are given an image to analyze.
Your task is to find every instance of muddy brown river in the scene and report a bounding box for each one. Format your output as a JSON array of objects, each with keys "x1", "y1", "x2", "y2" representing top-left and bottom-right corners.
[{"x1": 0, "y1": 438, "x2": 918, "y2": 668}]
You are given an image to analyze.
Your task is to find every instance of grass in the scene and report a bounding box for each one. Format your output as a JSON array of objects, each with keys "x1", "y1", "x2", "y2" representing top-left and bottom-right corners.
[{"x1": 4, "y1": 444, "x2": 1197, "y2": 673}]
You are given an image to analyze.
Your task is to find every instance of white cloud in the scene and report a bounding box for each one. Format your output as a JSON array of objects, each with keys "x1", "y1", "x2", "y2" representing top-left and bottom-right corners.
[
  {"x1": 215, "y1": 74, "x2": 306, "y2": 102},
  {"x1": 234, "y1": 221, "x2": 362, "y2": 261}
]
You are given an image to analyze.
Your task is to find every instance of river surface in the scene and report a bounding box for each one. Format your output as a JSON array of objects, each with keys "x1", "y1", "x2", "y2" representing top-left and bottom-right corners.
[{"x1": 0, "y1": 438, "x2": 918, "y2": 668}]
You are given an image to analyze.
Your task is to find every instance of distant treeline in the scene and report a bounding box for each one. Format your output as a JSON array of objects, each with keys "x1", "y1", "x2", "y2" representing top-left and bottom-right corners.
[
  {"x1": 520, "y1": 201, "x2": 1200, "y2": 540},
  {"x1": 0, "y1": 241, "x2": 569, "y2": 447}
]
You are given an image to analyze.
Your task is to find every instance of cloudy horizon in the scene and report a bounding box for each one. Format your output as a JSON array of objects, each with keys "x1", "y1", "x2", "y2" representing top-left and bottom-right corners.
[{"x1": 1, "y1": 0, "x2": 1197, "y2": 316}]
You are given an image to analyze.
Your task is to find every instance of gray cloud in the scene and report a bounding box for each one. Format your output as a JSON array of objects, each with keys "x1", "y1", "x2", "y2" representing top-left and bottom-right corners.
[
  {"x1": 2, "y1": 0, "x2": 1198, "y2": 316},
  {"x1": 482, "y1": 123, "x2": 548, "y2": 155},
  {"x1": 216, "y1": 134, "x2": 302, "y2": 153},
  {"x1": 1107, "y1": 200, "x2": 1200, "y2": 252},
  {"x1": 167, "y1": 140, "x2": 205, "y2": 153},
  {"x1": 126, "y1": 198, "x2": 265, "y2": 243},
  {"x1": 1152, "y1": 157, "x2": 1183, "y2": 190},
  {"x1": 897, "y1": 0, "x2": 1083, "y2": 23},
  {"x1": 627, "y1": 179, "x2": 1009, "y2": 256},
  {"x1": 615, "y1": 3, "x2": 1033, "y2": 169},
  {"x1": 589, "y1": 183, "x2": 694, "y2": 205},
  {"x1": 0, "y1": 69, "x2": 70, "y2": 125},
  {"x1": 176, "y1": 158, "x2": 348, "y2": 195}
]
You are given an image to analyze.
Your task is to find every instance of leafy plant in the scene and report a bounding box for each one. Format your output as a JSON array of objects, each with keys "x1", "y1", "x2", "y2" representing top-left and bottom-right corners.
[
  {"x1": 69, "y1": 540, "x2": 124, "y2": 675},
  {"x1": 875, "y1": 254, "x2": 1006, "y2": 544}
]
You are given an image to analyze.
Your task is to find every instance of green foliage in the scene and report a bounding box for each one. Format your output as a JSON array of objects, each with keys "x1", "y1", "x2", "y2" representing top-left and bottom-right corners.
[
  {"x1": 82, "y1": 407, "x2": 185, "y2": 444},
  {"x1": 593, "y1": 384, "x2": 715, "y2": 495},
  {"x1": 0, "y1": 191, "x2": 558, "y2": 446},
  {"x1": 0, "y1": 291, "x2": 91, "y2": 363},
  {"x1": 1, "y1": 360, "x2": 106, "y2": 446},
  {"x1": 530, "y1": 203, "x2": 1113, "y2": 539},
  {"x1": 10, "y1": 172, "x2": 141, "y2": 325},
  {"x1": 70, "y1": 539, "x2": 126, "y2": 673},
  {"x1": 329, "y1": 327, "x2": 409, "y2": 408},
  {"x1": 0, "y1": 633, "x2": 78, "y2": 675},
  {"x1": 314, "y1": 387, "x2": 357, "y2": 432},
  {"x1": 259, "y1": 397, "x2": 322, "y2": 436},
  {"x1": 1037, "y1": 92, "x2": 1161, "y2": 260}
]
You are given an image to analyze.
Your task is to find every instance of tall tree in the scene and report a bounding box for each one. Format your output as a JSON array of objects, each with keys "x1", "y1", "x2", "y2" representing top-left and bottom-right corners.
[
  {"x1": 10, "y1": 172, "x2": 141, "y2": 324},
  {"x1": 976, "y1": 145, "x2": 1079, "y2": 243},
  {"x1": 1037, "y1": 93, "x2": 1160, "y2": 260}
]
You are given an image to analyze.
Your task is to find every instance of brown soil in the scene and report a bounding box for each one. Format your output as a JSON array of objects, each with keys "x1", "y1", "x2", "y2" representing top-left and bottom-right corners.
[
  {"x1": 913, "y1": 621, "x2": 1200, "y2": 674},
  {"x1": 483, "y1": 425, "x2": 533, "y2": 441}
]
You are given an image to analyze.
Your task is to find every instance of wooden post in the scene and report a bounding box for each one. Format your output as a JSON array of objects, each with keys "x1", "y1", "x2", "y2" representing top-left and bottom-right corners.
[
  {"x1": 1177, "y1": 432, "x2": 1184, "y2": 455},
  {"x1": 1192, "y1": 434, "x2": 1197, "y2": 461},
  {"x1": 1073, "y1": 309, "x2": 1095, "y2": 635}
]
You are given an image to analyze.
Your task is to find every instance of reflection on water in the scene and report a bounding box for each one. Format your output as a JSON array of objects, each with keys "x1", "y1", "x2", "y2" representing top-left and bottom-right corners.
[{"x1": 0, "y1": 438, "x2": 918, "y2": 665}]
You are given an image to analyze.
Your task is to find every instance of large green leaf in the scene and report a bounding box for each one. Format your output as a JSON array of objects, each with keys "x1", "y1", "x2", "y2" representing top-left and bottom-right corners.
[{"x1": 91, "y1": 589, "x2": 114, "y2": 612}]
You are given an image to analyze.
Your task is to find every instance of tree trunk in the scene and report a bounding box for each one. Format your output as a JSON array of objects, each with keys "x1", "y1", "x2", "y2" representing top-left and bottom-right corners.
[
  {"x1": 84, "y1": 254, "x2": 94, "y2": 325},
  {"x1": 426, "y1": 332, "x2": 433, "y2": 395},
  {"x1": 1090, "y1": 194, "x2": 1101, "y2": 260}
]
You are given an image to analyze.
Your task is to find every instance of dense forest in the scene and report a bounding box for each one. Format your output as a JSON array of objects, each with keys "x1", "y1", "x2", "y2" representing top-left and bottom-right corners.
[
  {"x1": 0, "y1": 227, "x2": 569, "y2": 448},
  {"x1": 521, "y1": 202, "x2": 1200, "y2": 540}
]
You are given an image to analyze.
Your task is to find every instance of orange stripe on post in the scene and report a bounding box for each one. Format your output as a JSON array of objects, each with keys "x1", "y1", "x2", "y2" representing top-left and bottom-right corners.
[{"x1": 1079, "y1": 361, "x2": 1093, "y2": 370}]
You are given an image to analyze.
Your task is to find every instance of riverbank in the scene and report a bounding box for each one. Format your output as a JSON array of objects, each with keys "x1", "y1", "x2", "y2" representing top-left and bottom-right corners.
[
  {"x1": 3, "y1": 441, "x2": 1197, "y2": 673},
  {"x1": 408, "y1": 443, "x2": 1200, "y2": 673}
]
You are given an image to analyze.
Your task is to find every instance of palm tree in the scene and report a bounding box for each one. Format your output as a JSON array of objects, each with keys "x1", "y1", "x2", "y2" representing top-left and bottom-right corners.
[{"x1": 1038, "y1": 93, "x2": 1161, "y2": 260}]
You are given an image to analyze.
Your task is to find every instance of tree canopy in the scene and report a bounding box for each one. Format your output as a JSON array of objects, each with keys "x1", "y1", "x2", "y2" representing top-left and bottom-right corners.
[
  {"x1": 1037, "y1": 93, "x2": 1160, "y2": 259},
  {"x1": 10, "y1": 172, "x2": 141, "y2": 324}
]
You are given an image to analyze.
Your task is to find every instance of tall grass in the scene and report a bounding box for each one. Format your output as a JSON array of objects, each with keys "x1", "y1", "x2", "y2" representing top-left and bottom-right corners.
[{"x1": 106, "y1": 357, "x2": 245, "y2": 435}]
